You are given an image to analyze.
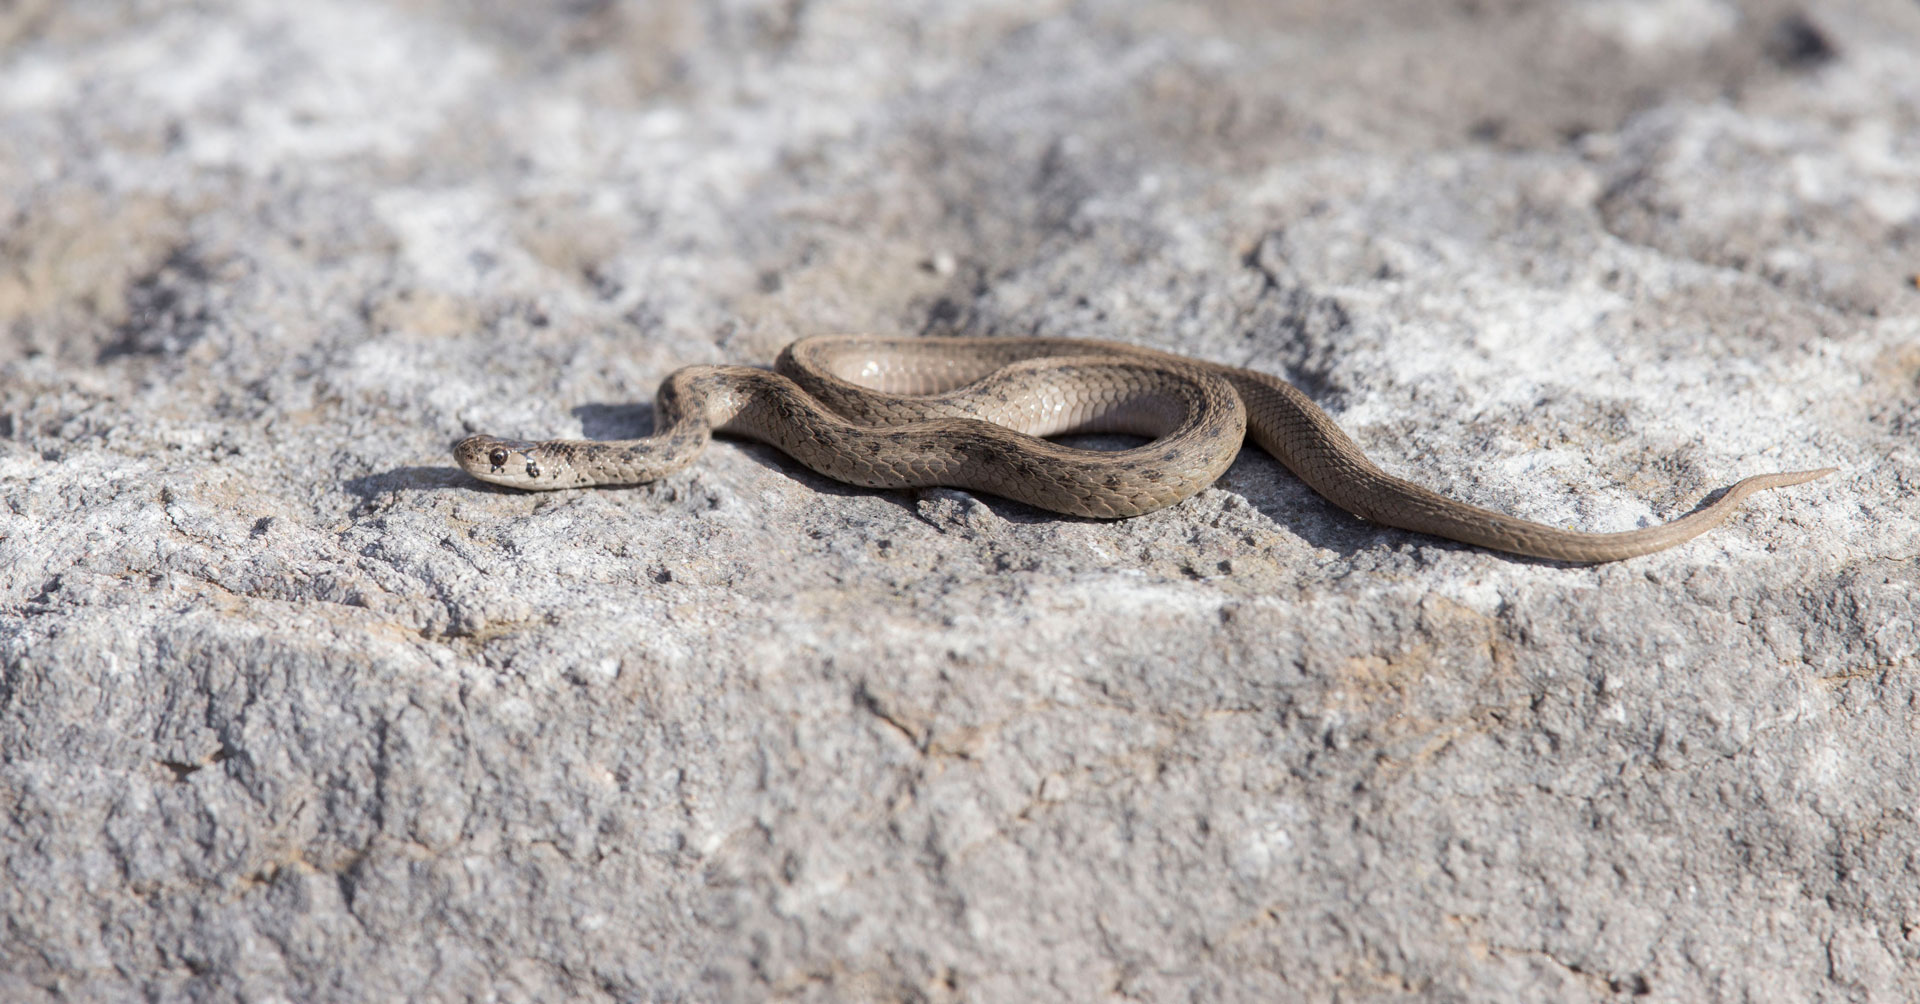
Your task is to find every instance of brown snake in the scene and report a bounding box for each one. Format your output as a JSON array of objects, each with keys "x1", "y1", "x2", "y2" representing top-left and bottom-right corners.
[{"x1": 453, "y1": 334, "x2": 1833, "y2": 562}]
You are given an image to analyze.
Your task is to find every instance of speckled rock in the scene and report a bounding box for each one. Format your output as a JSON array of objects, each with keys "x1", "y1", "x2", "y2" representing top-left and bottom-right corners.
[{"x1": 3, "y1": 1, "x2": 1917, "y2": 1002}]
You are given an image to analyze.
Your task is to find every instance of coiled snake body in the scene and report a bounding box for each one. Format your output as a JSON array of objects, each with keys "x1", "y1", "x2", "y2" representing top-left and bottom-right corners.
[{"x1": 454, "y1": 335, "x2": 1832, "y2": 562}]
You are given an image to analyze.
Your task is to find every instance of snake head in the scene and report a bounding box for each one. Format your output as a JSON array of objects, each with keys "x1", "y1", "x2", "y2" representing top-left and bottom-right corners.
[{"x1": 453, "y1": 436, "x2": 549, "y2": 488}]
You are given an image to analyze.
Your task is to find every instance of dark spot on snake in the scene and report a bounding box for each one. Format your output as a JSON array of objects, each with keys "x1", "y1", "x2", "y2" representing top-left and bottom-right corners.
[{"x1": 525, "y1": 460, "x2": 541, "y2": 479}]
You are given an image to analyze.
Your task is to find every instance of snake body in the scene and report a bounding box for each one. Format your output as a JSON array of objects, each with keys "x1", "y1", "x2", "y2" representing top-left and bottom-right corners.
[{"x1": 454, "y1": 335, "x2": 1833, "y2": 562}]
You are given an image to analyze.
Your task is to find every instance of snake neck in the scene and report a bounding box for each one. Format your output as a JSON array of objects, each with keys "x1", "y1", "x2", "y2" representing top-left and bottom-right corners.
[{"x1": 552, "y1": 366, "x2": 764, "y2": 486}]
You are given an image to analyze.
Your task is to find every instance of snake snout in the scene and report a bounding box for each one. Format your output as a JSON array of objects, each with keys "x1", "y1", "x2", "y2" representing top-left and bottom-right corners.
[
  {"x1": 453, "y1": 436, "x2": 539, "y2": 483},
  {"x1": 451, "y1": 436, "x2": 492, "y2": 474}
]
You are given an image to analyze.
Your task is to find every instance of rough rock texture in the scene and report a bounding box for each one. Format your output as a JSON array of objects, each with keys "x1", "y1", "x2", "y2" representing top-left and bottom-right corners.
[{"x1": 3, "y1": 1, "x2": 1918, "y2": 1001}]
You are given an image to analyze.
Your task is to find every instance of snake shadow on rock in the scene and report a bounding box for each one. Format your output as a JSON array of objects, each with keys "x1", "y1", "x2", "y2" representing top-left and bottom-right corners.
[
  {"x1": 343, "y1": 465, "x2": 473, "y2": 497},
  {"x1": 342, "y1": 467, "x2": 505, "y2": 516},
  {"x1": 582, "y1": 399, "x2": 1403, "y2": 553},
  {"x1": 415, "y1": 402, "x2": 1587, "y2": 564}
]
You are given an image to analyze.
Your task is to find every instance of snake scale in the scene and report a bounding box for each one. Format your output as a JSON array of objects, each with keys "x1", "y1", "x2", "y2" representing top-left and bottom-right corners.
[{"x1": 454, "y1": 335, "x2": 1833, "y2": 562}]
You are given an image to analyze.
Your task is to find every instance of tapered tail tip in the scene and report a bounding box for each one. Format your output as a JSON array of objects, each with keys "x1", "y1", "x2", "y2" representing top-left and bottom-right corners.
[{"x1": 1738, "y1": 466, "x2": 1839, "y2": 492}]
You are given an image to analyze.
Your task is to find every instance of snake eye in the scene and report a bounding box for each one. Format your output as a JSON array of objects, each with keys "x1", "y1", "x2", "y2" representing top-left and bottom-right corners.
[{"x1": 487, "y1": 448, "x2": 509, "y2": 468}]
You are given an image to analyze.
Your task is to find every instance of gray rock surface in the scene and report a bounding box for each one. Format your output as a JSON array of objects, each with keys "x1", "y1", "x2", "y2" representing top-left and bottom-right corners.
[{"x1": 3, "y1": 1, "x2": 1918, "y2": 1001}]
